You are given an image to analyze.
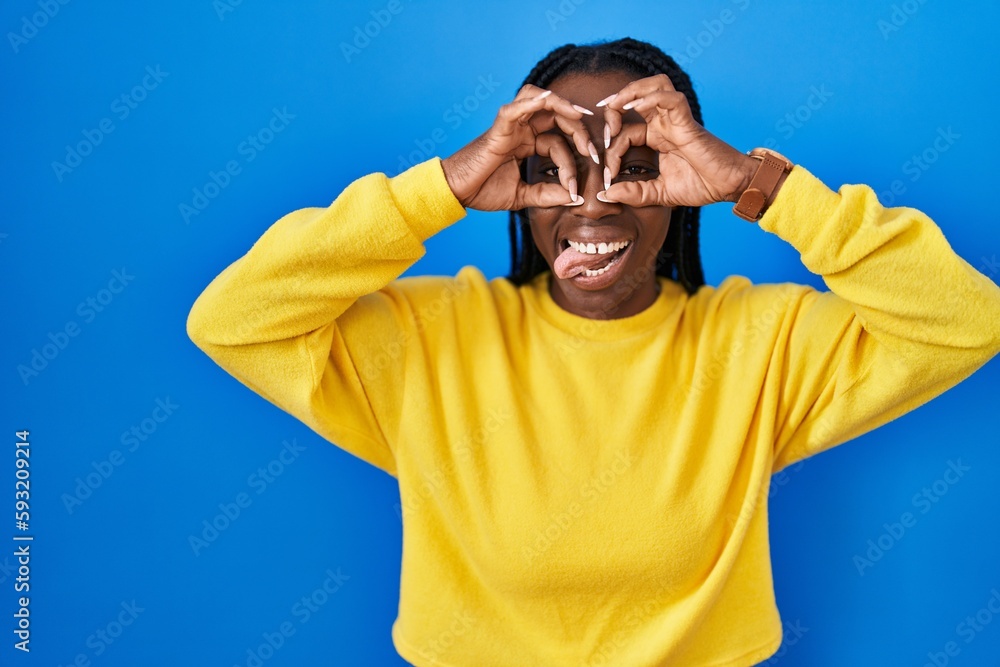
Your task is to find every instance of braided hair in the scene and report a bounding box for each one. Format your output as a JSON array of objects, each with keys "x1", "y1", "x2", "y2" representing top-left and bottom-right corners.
[{"x1": 507, "y1": 37, "x2": 706, "y2": 294}]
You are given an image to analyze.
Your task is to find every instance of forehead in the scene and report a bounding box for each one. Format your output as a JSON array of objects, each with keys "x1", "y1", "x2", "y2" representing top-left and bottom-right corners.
[
  {"x1": 539, "y1": 70, "x2": 648, "y2": 150},
  {"x1": 547, "y1": 70, "x2": 637, "y2": 108}
]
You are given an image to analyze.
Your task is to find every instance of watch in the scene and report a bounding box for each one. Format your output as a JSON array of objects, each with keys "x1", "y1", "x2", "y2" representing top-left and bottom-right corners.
[{"x1": 732, "y1": 148, "x2": 794, "y2": 222}]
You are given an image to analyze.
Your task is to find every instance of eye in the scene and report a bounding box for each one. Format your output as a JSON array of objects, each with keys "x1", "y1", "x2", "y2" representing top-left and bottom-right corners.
[
  {"x1": 618, "y1": 164, "x2": 656, "y2": 178},
  {"x1": 540, "y1": 166, "x2": 560, "y2": 178}
]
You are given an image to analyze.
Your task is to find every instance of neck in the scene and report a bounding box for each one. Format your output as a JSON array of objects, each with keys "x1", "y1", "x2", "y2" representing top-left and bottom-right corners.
[{"x1": 550, "y1": 275, "x2": 661, "y2": 320}]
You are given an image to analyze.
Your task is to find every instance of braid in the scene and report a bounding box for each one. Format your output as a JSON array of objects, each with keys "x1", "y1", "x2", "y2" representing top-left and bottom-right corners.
[{"x1": 506, "y1": 37, "x2": 706, "y2": 295}]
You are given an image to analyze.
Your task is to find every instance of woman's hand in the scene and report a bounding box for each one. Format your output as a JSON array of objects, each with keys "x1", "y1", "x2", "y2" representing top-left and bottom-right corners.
[
  {"x1": 599, "y1": 74, "x2": 759, "y2": 207},
  {"x1": 441, "y1": 85, "x2": 596, "y2": 211}
]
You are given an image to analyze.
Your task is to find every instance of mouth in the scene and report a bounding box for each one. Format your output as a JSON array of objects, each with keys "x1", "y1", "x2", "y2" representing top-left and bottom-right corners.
[{"x1": 553, "y1": 234, "x2": 635, "y2": 289}]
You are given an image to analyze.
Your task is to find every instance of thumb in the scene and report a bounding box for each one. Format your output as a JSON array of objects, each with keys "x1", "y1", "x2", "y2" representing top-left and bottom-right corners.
[
  {"x1": 515, "y1": 182, "x2": 578, "y2": 209},
  {"x1": 603, "y1": 180, "x2": 664, "y2": 208}
]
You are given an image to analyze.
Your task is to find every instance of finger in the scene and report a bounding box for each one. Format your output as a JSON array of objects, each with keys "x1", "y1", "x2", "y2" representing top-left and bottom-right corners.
[
  {"x1": 517, "y1": 181, "x2": 585, "y2": 209},
  {"x1": 496, "y1": 90, "x2": 556, "y2": 131},
  {"x1": 602, "y1": 179, "x2": 665, "y2": 208},
  {"x1": 513, "y1": 83, "x2": 551, "y2": 101},
  {"x1": 623, "y1": 90, "x2": 693, "y2": 129},
  {"x1": 602, "y1": 106, "x2": 623, "y2": 151},
  {"x1": 525, "y1": 102, "x2": 595, "y2": 163},
  {"x1": 603, "y1": 123, "x2": 650, "y2": 184},
  {"x1": 600, "y1": 73, "x2": 678, "y2": 146},
  {"x1": 503, "y1": 90, "x2": 593, "y2": 161},
  {"x1": 525, "y1": 88, "x2": 592, "y2": 123},
  {"x1": 597, "y1": 74, "x2": 677, "y2": 152},
  {"x1": 600, "y1": 73, "x2": 678, "y2": 112},
  {"x1": 533, "y1": 133, "x2": 580, "y2": 202},
  {"x1": 540, "y1": 113, "x2": 597, "y2": 164}
]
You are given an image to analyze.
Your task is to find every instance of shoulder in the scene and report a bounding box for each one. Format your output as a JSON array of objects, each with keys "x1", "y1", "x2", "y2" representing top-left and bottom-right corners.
[
  {"x1": 686, "y1": 274, "x2": 820, "y2": 324},
  {"x1": 352, "y1": 266, "x2": 523, "y2": 327},
  {"x1": 386, "y1": 265, "x2": 514, "y2": 306}
]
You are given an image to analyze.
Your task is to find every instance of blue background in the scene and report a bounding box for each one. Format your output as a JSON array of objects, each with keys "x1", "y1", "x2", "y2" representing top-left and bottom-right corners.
[{"x1": 4, "y1": 1, "x2": 999, "y2": 665}]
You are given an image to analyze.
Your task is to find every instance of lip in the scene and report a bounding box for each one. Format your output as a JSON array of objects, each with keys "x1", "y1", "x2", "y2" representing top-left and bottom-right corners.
[
  {"x1": 563, "y1": 241, "x2": 636, "y2": 291},
  {"x1": 558, "y1": 228, "x2": 635, "y2": 250}
]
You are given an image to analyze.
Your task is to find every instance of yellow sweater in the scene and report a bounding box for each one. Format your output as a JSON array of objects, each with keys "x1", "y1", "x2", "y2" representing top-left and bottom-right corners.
[{"x1": 187, "y1": 158, "x2": 1000, "y2": 666}]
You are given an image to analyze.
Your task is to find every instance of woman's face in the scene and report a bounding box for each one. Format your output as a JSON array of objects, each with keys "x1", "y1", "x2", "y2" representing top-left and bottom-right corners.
[{"x1": 525, "y1": 70, "x2": 671, "y2": 320}]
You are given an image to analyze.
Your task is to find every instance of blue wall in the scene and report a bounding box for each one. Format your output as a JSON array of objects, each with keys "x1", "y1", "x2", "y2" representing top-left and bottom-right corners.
[{"x1": 4, "y1": 1, "x2": 999, "y2": 665}]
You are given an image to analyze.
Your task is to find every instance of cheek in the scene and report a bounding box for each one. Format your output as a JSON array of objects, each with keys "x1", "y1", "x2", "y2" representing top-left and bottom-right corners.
[
  {"x1": 527, "y1": 212, "x2": 560, "y2": 257},
  {"x1": 639, "y1": 209, "x2": 672, "y2": 242},
  {"x1": 527, "y1": 209, "x2": 563, "y2": 235}
]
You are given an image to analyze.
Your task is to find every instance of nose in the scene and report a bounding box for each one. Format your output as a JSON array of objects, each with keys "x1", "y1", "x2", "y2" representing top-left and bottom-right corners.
[{"x1": 572, "y1": 156, "x2": 620, "y2": 218}]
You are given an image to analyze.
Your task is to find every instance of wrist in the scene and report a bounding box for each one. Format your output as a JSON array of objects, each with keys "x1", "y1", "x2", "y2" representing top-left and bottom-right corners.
[
  {"x1": 441, "y1": 154, "x2": 472, "y2": 208},
  {"x1": 725, "y1": 154, "x2": 760, "y2": 203},
  {"x1": 765, "y1": 170, "x2": 789, "y2": 209},
  {"x1": 731, "y1": 148, "x2": 794, "y2": 222}
]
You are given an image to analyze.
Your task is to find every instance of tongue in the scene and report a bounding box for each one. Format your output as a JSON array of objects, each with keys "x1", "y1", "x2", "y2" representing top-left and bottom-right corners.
[{"x1": 553, "y1": 246, "x2": 615, "y2": 279}]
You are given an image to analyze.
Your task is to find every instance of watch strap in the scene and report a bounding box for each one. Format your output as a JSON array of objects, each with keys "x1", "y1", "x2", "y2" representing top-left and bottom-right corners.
[{"x1": 733, "y1": 149, "x2": 793, "y2": 222}]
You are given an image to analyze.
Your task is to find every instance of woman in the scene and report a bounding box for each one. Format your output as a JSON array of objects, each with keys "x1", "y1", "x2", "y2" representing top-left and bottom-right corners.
[{"x1": 187, "y1": 38, "x2": 1000, "y2": 666}]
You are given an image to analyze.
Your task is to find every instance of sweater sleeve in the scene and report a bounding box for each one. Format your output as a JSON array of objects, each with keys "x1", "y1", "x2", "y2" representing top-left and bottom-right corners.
[
  {"x1": 186, "y1": 158, "x2": 467, "y2": 476},
  {"x1": 759, "y1": 166, "x2": 1000, "y2": 473}
]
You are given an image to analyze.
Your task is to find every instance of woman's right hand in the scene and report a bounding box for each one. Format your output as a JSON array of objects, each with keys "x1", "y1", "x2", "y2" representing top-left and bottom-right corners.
[{"x1": 441, "y1": 85, "x2": 596, "y2": 211}]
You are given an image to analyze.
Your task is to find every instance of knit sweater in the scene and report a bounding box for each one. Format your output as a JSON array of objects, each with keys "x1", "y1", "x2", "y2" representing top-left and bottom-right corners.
[{"x1": 187, "y1": 157, "x2": 1000, "y2": 666}]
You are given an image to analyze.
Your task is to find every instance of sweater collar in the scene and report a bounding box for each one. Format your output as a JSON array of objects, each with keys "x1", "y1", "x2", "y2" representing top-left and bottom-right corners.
[{"x1": 524, "y1": 271, "x2": 686, "y2": 341}]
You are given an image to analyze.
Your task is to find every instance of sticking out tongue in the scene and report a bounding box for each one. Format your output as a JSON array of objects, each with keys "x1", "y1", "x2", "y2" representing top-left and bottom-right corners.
[{"x1": 553, "y1": 245, "x2": 618, "y2": 279}]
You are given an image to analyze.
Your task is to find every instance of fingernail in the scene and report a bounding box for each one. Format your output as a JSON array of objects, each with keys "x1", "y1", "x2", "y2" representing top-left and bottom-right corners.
[
  {"x1": 603, "y1": 123, "x2": 610, "y2": 149},
  {"x1": 572, "y1": 104, "x2": 594, "y2": 116},
  {"x1": 537, "y1": 90, "x2": 552, "y2": 100},
  {"x1": 597, "y1": 190, "x2": 612, "y2": 203},
  {"x1": 568, "y1": 177, "x2": 578, "y2": 201},
  {"x1": 567, "y1": 194, "x2": 584, "y2": 206},
  {"x1": 587, "y1": 142, "x2": 599, "y2": 165},
  {"x1": 603, "y1": 166, "x2": 611, "y2": 191},
  {"x1": 622, "y1": 97, "x2": 643, "y2": 111},
  {"x1": 595, "y1": 93, "x2": 617, "y2": 108}
]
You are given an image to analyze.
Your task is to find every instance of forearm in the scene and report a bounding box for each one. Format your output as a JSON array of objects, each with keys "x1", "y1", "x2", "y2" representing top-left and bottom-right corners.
[
  {"x1": 760, "y1": 167, "x2": 999, "y2": 469},
  {"x1": 187, "y1": 158, "x2": 466, "y2": 349},
  {"x1": 762, "y1": 165, "x2": 1000, "y2": 368}
]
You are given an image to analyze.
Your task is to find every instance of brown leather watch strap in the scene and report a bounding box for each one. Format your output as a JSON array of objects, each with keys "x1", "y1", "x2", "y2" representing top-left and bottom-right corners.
[{"x1": 733, "y1": 149, "x2": 793, "y2": 222}]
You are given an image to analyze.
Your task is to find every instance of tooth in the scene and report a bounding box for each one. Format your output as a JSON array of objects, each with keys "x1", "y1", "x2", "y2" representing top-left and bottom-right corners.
[
  {"x1": 598, "y1": 242, "x2": 608, "y2": 254},
  {"x1": 611, "y1": 242, "x2": 620, "y2": 251},
  {"x1": 587, "y1": 243, "x2": 596, "y2": 254}
]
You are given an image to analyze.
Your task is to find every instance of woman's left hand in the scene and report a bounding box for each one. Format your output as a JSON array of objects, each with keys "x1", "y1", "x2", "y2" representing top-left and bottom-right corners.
[{"x1": 599, "y1": 74, "x2": 758, "y2": 207}]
